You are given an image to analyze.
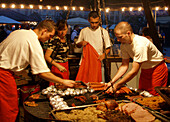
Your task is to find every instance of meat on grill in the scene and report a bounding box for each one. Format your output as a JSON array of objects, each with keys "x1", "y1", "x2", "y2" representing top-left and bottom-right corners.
[
  {"x1": 104, "y1": 100, "x2": 118, "y2": 110},
  {"x1": 120, "y1": 102, "x2": 155, "y2": 122},
  {"x1": 131, "y1": 108, "x2": 155, "y2": 122}
]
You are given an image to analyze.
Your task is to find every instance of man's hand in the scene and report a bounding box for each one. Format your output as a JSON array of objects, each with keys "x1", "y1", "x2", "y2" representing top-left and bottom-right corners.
[
  {"x1": 105, "y1": 82, "x2": 114, "y2": 93},
  {"x1": 113, "y1": 83, "x2": 122, "y2": 92},
  {"x1": 76, "y1": 40, "x2": 88, "y2": 48},
  {"x1": 57, "y1": 64, "x2": 67, "y2": 72},
  {"x1": 62, "y1": 79, "x2": 75, "y2": 87},
  {"x1": 98, "y1": 54, "x2": 105, "y2": 61},
  {"x1": 82, "y1": 40, "x2": 89, "y2": 47},
  {"x1": 105, "y1": 82, "x2": 123, "y2": 94}
]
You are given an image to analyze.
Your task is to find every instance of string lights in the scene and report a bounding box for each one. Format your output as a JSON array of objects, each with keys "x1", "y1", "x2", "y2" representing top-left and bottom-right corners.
[{"x1": 0, "y1": 3, "x2": 169, "y2": 12}]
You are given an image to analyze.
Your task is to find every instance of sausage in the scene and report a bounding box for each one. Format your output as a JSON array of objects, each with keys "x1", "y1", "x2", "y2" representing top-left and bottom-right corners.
[
  {"x1": 72, "y1": 103, "x2": 76, "y2": 107},
  {"x1": 74, "y1": 96, "x2": 87, "y2": 103},
  {"x1": 93, "y1": 87, "x2": 105, "y2": 91}
]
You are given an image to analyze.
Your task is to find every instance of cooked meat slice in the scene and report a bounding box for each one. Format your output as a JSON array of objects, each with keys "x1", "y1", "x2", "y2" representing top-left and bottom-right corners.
[
  {"x1": 123, "y1": 103, "x2": 143, "y2": 115},
  {"x1": 131, "y1": 108, "x2": 155, "y2": 122}
]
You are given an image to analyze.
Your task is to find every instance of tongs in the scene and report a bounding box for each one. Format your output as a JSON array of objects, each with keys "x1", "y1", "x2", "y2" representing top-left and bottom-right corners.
[
  {"x1": 91, "y1": 83, "x2": 114, "y2": 100},
  {"x1": 75, "y1": 81, "x2": 89, "y2": 89}
]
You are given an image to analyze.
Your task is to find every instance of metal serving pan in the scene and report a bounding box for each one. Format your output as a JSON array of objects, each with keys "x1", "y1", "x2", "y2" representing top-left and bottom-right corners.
[
  {"x1": 133, "y1": 96, "x2": 170, "y2": 122},
  {"x1": 50, "y1": 100, "x2": 132, "y2": 121}
]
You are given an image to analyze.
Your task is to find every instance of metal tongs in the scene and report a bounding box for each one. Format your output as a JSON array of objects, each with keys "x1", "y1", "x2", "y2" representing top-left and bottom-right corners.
[
  {"x1": 75, "y1": 81, "x2": 89, "y2": 89},
  {"x1": 90, "y1": 83, "x2": 114, "y2": 100}
]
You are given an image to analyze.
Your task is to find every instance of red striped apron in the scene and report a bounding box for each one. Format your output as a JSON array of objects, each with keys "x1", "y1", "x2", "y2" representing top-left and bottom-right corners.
[
  {"x1": 49, "y1": 61, "x2": 69, "y2": 86},
  {"x1": 75, "y1": 44, "x2": 102, "y2": 83},
  {"x1": 139, "y1": 61, "x2": 168, "y2": 96},
  {"x1": 0, "y1": 68, "x2": 18, "y2": 122}
]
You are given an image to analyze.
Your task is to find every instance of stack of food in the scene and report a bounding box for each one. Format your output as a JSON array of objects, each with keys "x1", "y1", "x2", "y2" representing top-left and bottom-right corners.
[
  {"x1": 42, "y1": 86, "x2": 93, "y2": 97},
  {"x1": 89, "y1": 82, "x2": 105, "y2": 91},
  {"x1": 135, "y1": 96, "x2": 166, "y2": 110},
  {"x1": 55, "y1": 107, "x2": 106, "y2": 122},
  {"x1": 24, "y1": 94, "x2": 40, "y2": 107},
  {"x1": 41, "y1": 86, "x2": 95, "y2": 109},
  {"x1": 49, "y1": 95, "x2": 69, "y2": 110},
  {"x1": 53, "y1": 100, "x2": 158, "y2": 122},
  {"x1": 106, "y1": 86, "x2": 133, "y2": 97},
  {"x1": 118, "y1": 102, "x2": 155, "y2": 122}
]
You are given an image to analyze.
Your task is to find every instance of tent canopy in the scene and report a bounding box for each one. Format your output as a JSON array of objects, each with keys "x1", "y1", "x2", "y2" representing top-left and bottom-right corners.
[
  {"x1": 157, "y1": 16, "x2": 170, "y2": 24},
  {"x1": 0, "y1": 16, "x2": 21, "y2": 24},
  {"x1": 67, "y1": 17, "x2": 90, "y2": 26},
  {"x1": 102, "y1": 25, "x2": 108, "y2": 29},
  {"x1": 109, "y1": 24, "x2": 116, "y2": 29}
]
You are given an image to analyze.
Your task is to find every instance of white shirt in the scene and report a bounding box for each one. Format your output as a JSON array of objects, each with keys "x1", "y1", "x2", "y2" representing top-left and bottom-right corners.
[
  {"x1": 76, "y1": 26, "x2": 111, "y2": 55},
  {"x1": 121, "y1": 34, "x2": 164, "y2": 69},
  {"x1": 0, "y1": 29, "x2": 50, "y2": 74}
]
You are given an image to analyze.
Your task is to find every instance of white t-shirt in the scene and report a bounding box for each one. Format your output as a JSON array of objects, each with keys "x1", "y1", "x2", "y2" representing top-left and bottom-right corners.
[
  {"x1": 0, "y1": 29, "x2": 50, "y2": 74},
  {"x1": 121, "y1": 34, "x2": 164, "y2": 69},
  {"x1": 76, "y1": 26, "x2": 111, "y2": 55}
]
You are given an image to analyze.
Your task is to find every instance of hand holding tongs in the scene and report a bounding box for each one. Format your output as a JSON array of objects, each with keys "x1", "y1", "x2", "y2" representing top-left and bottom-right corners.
[
  {"x1": 91, "y1": 82, "x2": 114, "y2": 100},
  {"x1": 75, "y1": 81, "x2": 89, "y2": 89}
]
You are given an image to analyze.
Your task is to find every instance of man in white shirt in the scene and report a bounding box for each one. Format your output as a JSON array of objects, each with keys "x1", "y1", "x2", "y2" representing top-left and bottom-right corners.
[
  {"x1": 76, "y1": 11, "x2": 112, "y2": 82},
  {"x1": 0, "y1": 20, "x2": 75, "y2": 122},
  {"x1": 106, "y1": 21, "x2": 168, "y2": 96}
]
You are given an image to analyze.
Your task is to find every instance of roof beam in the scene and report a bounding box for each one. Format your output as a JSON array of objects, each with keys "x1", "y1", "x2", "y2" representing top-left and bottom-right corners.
[{"x1": 142, "y1": 0, "x2": 163, "y2": 53}]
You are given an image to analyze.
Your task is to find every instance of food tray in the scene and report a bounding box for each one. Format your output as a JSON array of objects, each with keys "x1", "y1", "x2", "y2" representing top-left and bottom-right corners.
[
  {"x1": 51, "y1": 104, "x2": 104, "y2": 121},
  {"x1": 133, "y1": 96, "x2": 170, "y2": 121},
  {"x1": 133, "y1": 96, "x2": 166, "y2": 110},
  {"x1": 51, "y1": 100, "x2": 169, "y2": 122},
  {"x1": 64, "y1": 91, "x2": 131, "y2": 107},
  {"x1": 51, "y1": 100, "x2": 132, "y2": 121}
]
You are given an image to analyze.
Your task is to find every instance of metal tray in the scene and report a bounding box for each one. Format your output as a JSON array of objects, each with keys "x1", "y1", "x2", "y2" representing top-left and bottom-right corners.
[
  {"x1": 51, "y1": 103, "x2": 102, "y2": 121},
  {"x1": 133, "y1": 97, "x2": 170, "y2": 122},
  {"x1": 51, "y1": 100, "x2": 131, "y2": 121}
]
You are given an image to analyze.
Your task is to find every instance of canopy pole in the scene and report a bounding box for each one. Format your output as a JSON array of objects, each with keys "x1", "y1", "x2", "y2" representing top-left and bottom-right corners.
[
  {"x1": 142, "y1": 0, "x2": 163, "y2": 53},
  {"x1": 94, "y1": 0, "x2": 97, "y2": 11},
  {"x1": 102, "y1": 0, "x2": 108, "y2": 29},
  {"x1": 97, "y1": 0, "x2": 102, "y2": 25},
  {"x1": 66, "y1": 0, "x2": 73, "y2": 20}
]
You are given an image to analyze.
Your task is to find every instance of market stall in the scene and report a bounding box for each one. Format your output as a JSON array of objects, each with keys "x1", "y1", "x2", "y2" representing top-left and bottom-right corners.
[{"x1": 1, "y1": 0, "x2": 170, "y2": 122}]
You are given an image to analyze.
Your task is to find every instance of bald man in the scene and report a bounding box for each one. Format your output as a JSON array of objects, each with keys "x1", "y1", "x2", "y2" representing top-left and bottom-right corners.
[{"x1": 106, "y1": 21, "x2": 168, "y2": 96}]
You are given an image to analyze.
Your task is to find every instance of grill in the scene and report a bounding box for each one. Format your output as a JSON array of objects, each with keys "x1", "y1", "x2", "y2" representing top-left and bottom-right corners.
[{"x1": 23, "y1": 90, "x2": 137, "y2": 121}]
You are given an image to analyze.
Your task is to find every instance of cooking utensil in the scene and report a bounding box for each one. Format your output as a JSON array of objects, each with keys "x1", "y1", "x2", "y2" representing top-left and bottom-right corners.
[
  {"x1": 75, "y1": 81, "x2": 89, "y2": 89},
  {"x1": 50, "y1": 103, "x2": 100, "y2": 114},
  {"x1": 90, "y1": 83, "x2": 114, "y2": 100}
]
